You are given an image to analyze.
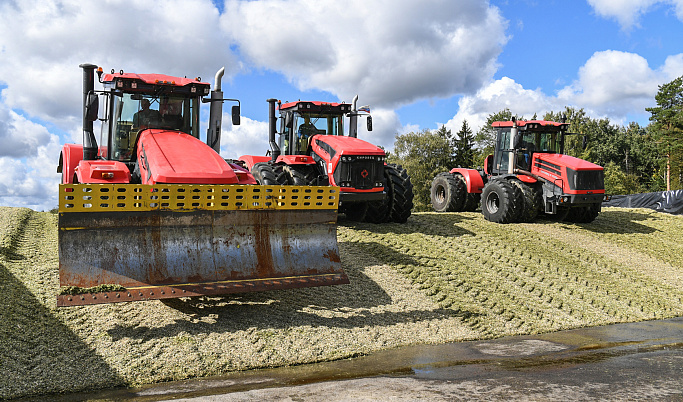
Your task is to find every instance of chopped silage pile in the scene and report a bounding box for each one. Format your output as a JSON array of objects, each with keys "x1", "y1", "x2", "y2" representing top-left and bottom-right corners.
[{"x1": 1, "y1": 206, "x2": 682, "y2": 399}]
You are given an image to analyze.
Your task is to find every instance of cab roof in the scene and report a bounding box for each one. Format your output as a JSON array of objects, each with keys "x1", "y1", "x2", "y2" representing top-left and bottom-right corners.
[
  {"x1": 102, "y1": 72, "x2": 209, "y2": 88},
  {"x1": 279, "y1": 100, "x2": 353, "y2": 114},
  {"x1": 492, "y1": 120, "x2": 568, "y2": 130}
]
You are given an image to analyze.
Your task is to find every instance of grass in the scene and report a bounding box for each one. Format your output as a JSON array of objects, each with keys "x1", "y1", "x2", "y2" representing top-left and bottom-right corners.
[{"x1": 0, "y1": 206, "x2": 682, "y2": 399}]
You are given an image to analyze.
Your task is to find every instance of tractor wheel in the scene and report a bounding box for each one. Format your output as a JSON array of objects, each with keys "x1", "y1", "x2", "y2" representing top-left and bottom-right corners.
[
  {"x1": 582, "y1": 202, "x2": 602, "y2": 223},
  {"x1": 430, "y1": 172, "x2": 466, "y2": 212},
  {"x1": 284, "y1": 165, "x2": 319, "y2": 186},
  {"x1": 385, "y1": 164, "x2": 414, "y2": 223},
  {"x1": 341, "y1": 202, "x2": 368, "y2": 222},
  {"x1": 481, "y1": 179, "x2": 523, "y2": 224},
  {"x1": 365, "y1": 200, "x2": 390, "y2": 223},
  {"x1": 251, "y1": 162, "x2": 287, "y2": 185},
  {"x1": 463, "y1": 192, "x2": 481, "y2": 212},
  {"x1": 565, "y1": 202, "x2": 601, "y2": 223},
  {"x1": 511, "y1": 179, "x2": 541, "y2": 222},
  {"x1": 545, "y1": 205, "x2": 571, "y2": 221}
]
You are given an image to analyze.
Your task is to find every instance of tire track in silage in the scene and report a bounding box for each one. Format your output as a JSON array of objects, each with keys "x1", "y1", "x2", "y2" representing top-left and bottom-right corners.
[{"x1": 345, "y1": 212, "x2": 683, "y2": 339}]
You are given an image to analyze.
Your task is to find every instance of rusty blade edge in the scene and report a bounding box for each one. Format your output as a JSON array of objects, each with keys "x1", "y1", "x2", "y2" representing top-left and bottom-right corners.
[{"x1": 56, "y1": 273, "x2": 350, "y2": 307}]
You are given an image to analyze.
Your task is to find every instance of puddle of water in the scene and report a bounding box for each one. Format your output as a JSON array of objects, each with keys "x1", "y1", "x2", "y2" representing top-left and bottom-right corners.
[
  {"x1": 474, "y1": 339, "x2": 569, "y2": 356},
  {"x1": 31, "y1": 317, "x2": 683, "y2": 401}
]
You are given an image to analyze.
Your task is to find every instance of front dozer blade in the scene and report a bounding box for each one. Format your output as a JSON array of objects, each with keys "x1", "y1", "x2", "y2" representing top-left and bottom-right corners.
[{"x1": 57, "y1": 184, "x2": 345, "y2": 307}]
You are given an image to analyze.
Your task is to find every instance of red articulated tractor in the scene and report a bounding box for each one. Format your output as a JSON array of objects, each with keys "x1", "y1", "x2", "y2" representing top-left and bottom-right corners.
[
  {"x1": 431, "y1": 117, "x2": 609, "y2": 223},
  {"x1": 55, "y1": 63, "x2": 346, "y2": 307},
  {"x1": 238, "y1": 97, "x2": 414, "y2": 223}
]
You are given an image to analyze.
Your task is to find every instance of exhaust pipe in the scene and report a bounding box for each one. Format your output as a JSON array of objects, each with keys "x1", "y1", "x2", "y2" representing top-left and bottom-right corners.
[
  {"x1": 79, "y1": 63, "x2": 98, "y2": 161},
  {"x1": 207, "y1": 67, "x2": 225, "y2": 153},
  {"x1": 349, "y1": 95, "x2": 359, "y2": 138},
  {"x1": 509, "y1": 117, "x2": 517, "y2": 174},
  {"x1": 268, "y1": 98, "x2": 280, "y2": 162}
]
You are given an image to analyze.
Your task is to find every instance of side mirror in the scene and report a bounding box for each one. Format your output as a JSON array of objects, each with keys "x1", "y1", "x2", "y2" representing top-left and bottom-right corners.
[
  {"x1": 85, "y1": 93, "x2": 99, "y2": 122},
  {"x1": 582, "y1": 135, "x2": 588, "y2": 150},
  {"x1": 231, "y1": 105, "x2": 240, "y2": 125},
  {"x1": 366, "y1": 116, "x2": 373, "y2": 132}
]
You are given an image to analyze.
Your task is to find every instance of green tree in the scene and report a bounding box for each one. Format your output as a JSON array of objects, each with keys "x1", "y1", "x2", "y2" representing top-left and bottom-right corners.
[
  {"x1": 435, "y1": 125, "x2": 457, "y2": 167},
  {"x1": 454, "y1": 120, "x2": 475, "y2": 168},
  {"x1": 390, "y1": 129, "x2": 452, "y2": 211},
  {"x1": 646, "y1": 76, "x2": 683, "y2": 190},
  {"x1": 603, "y1": 161, "x2": 644, "y2": 195}
]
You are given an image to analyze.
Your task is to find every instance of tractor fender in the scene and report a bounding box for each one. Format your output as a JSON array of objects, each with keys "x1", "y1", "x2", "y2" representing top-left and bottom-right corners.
[
  {"x1": 276, "y1": 154, "x2": 317, "y2": 165},
  {"x1": 517, "y1": 174, "x2": 538, "y2": 184},
  {"x1": 238, "y1": 155, "x2": 271, "y2": 171},
  {"x1": 449, "y1": 168, "x2": 485, "y2": 194},
  {"x1": 59, "y1": 144, "x2": 83, "y2": 184}
]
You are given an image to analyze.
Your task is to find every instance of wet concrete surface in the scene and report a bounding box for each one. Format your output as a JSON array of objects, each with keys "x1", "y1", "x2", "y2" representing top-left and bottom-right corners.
[{"x1": 39, "y1": 317, "x2": 683, "y2": 401}]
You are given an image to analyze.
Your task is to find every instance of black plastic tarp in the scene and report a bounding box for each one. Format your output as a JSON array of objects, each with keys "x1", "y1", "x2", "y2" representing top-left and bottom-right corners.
[{"x1": 603, "y1": 190, "x2": 683, "y2": 215}]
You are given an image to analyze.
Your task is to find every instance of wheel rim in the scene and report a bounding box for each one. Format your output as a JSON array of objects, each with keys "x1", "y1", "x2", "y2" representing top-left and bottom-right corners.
[
  {"x1": 486, "y1": 191, "x2": 500, "y2": 214},
  {"x1": 435, "y1": 185, "x2": 446, "y2": 204}
]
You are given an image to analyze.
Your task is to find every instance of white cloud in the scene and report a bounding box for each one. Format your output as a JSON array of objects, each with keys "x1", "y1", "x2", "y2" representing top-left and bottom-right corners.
[
  {"x1": 355, "y1": 108, "x2": 404, "y2": 153},
  {"x1": 446, "y1": 77, "x2": 554, "y2": 134},
  {"x1": 447, "y1": 50, "x2": 683, "y2": 134},
  {"x1": 219, "y1": 115, "x2": 270, "y2": 160},
  {"x1": 220, "y1": 0, "x2": 508, "y2": 109},
  {"x1": 0, "y1": 108, "x2": 52, "y2": 158},
  {"x1": 587, "y1": 0, "x2": 683, "y2": 29},
  {"x1": 558, "y1": 51, "x2": 683, "y2": 116},
  {"x1": 0, "y1": 0, "x2": 235, "y2": 126},
  {"x1": 0, "y1": 140, "x2": 61, "y2": 212}
]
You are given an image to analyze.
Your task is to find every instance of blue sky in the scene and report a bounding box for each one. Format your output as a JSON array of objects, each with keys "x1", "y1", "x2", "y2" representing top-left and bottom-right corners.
[{"x1": 1, "y1": 0, "x2": 682, "y2": 211}]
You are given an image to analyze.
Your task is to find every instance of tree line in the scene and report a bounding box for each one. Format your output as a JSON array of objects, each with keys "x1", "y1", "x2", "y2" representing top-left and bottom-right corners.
[{"x1": 389, "y1": 76, "x2": 683, "y2": 211}]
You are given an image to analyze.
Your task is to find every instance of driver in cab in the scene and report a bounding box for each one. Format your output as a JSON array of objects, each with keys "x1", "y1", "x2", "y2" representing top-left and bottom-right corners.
[
  {"x1": 133, "y1": 99, "x2": 161, "y2": 128},
  {"x1": 297, "y1": 116, "x2": 317, "y2": 152}
]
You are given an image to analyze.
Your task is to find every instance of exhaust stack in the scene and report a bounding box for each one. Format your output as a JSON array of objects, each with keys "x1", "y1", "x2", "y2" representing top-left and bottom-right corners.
[
  {"x1": 207, "y1": 67, "x2": 225, "y2": 153},
  {"x1": 79, "y1": 63, "x2": 98, "y2": 161},
  {"x1": 349, "y1": 95, "x2": 359, "y2": 138},
  {"x1": 268, "y1": 98, "x2": 280, "y2": 161},
  {"x1": 509, "y1": 117, "x2": 517, "y2": 174}
]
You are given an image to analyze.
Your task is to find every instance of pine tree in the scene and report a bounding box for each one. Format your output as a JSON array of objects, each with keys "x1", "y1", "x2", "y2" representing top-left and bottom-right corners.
[
  {"x1": 435, "y1": 125, "x2": 456, "y2": 167},
  {"x1": 454, "y1": 120, "x2": 475, "y2": 168},
  {"x1": 646, "y1": 76, "x2": 683, "y2": 190}
]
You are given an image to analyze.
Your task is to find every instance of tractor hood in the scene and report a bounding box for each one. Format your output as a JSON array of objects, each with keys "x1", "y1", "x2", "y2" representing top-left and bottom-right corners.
[
  {"x1": 313, "y1": 135, "x2": 385, "y2": 158},
  {"x1": 137, "y1": 129, "x2": 239, "y2": 184},
  {"x1": 536, "y1": 153, "x2": 603, "y2": 171}
]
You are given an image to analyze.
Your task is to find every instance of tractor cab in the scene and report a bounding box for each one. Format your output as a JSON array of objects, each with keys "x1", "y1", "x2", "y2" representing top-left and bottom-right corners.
[
  {"x1": 98, "y1": 70, "x2": 210, "y2": 163},
  {"x1": 277, "y1": 101, "x2": 351, "y2": 155},
  {"x1": 490, "y1": 120, "x2": 567, "y2": 174}
]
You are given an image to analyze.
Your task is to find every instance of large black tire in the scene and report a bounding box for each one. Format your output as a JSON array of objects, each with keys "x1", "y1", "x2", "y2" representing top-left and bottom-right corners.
[
  {"x1": 284, "y1": 165, "x2": 320, "y2": 186},
  {"x1": 385, "y1": 164, "x2": 414, "y2": 223},
  {"x1": 481, "y1": 179, "x2": 523, "y2": 224},
  {"x1": 565, "y1": 202, "x2": 601, "y2": 223},
  {"x1": 511, "y1": 179, "x2": 542, "y2": 223},
  {"x1": 341, "y1": 202, "x2": 368, "y2": 222},
  {"x1": 581, "y1": 202, "x2": 602, "y2": 223},
  {"x1": 463, "y1": 192, "x2": 481, "y2": 212},
  {"x1": 251, "y1": 162, "x2": 287, "y2": 185},
  {"x1": 430, "y1": 172, "x2": 466, "y2": 212},
  {"x1": 364, "y1": 200, "x2": 390, "y2": 224}
]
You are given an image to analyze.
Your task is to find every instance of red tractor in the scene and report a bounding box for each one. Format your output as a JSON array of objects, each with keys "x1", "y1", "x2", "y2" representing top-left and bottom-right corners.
[
  {"x1": 239, "y1": 97, "x2": 414, "y2": 223},
  {"x1": 431, "y1": 118, "x2": 608, "y2": 223},
  {"x1": 55, "y1": 64, "x2": 346, "y2": 306}
]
